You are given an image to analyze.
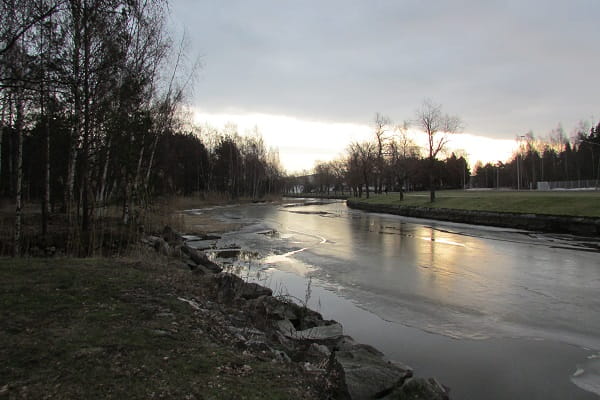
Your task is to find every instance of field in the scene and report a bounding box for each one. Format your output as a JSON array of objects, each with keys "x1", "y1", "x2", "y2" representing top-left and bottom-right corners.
[{"x1": 354, "y1": 190, "x2": 600, "y2": 218}]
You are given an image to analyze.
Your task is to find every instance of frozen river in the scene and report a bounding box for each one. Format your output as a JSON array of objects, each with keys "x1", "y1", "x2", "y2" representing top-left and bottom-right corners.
[{"x1": 187, "y1": 199, "x2": 600, "y2": 399}]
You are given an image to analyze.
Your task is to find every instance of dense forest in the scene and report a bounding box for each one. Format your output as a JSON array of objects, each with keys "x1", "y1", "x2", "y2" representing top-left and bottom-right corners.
[{"x1": 0, "y1": 0, "x2": 283, "y2": 255}]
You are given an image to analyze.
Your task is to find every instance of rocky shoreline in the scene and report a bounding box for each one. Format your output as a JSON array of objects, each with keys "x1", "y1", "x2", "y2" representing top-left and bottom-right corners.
[
  {"x1": 144, "y1": 226, "x2": 451, "y2": 400},
  {"x1": 347, "y1": 199, "x2": 600, "y2": 237}
]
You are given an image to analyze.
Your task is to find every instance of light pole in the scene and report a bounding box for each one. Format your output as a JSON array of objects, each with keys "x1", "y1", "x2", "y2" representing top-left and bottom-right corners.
[
  {"x1": 496, "y1": 162, "x2": 501, "y2": 189},
  {"x1": 582, "y1": 139, "x2": 600, "y2": 190},
  {"x1": 516, "y1": 135, "x2": 526, "y2": 190}
]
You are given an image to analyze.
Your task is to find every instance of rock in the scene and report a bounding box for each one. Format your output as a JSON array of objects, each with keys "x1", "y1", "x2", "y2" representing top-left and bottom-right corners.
[
  {"x1": 170, "y1": 244, "x2": 183, "y2": 258},
  {"x1": 177, "y1": 297, "x2": 202, "y2": 310},
  {"x1": 199, "y1": 233, "x2": 221, "y2": 240},
  {"x1": 245, "y1": 339, "x2": 271, "y2": 352},
  {"x1": 335, "y1": 336, "x2": 385, "y2": 358},
  {"x1": 335, "y1": 346, "x2": 413, "y2": 400},
  {"x1": 303, "y1": 361, "x2": 325, "y2": 373},
  {"x1": 227, "y1": 326, "x2": 267, "y2": 343},
  {"x1": 381, "y1": 377, "x2": 449, "y2": 400},
  {"x1": 190, "y1": 263, "x2": 213, "y2": 275},
  {"x1": 245, "y1": 295, "x2": 298, "y2": 321},
  {"x1": 309, "y1": 342, "x2": 331, "y2": 357},
  {"x1": 181, "y1": 245, "x2": 222, "y2": 273},
  {"x1": 272, "y1": 349, "x2": 291, "y2": 363},
  {"x1": 162, "y1": 225, "x2": 183, "y2": 244},
  {"x1": 149, "y1": 236, "x2": 171, "y2": 256},
  {"x1": 213, "y1": 273, "x2": 272, "y2": 302},
  {"x1": 213, "y1": 249, "x2": 241, "y2": 259},
  {"x1": 275, "y1": 319, "x2": 296, "y2": 335},
  {"x1": 238, "y1": 282, "x2": 273, "y2": 300},
  {"x1": 246, "y1": 295, "x2": 329, "y2": 330},
  {"x1": 276, "y1": 319, "x2": 344, "y2": 340}
]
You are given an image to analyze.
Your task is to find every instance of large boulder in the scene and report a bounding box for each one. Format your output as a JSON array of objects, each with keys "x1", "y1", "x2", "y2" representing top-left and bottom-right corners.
[
  {"x1": 244, "y1": 295, "x2": 331, "y2": 330},
  {"x1": 334, "y1": 345, "x2": 413, "y2": 400},
  {"x1": 276, "y1": 319, "x2": 344, "y2": 340},
  {"x1": 381, "y1": 377, "x2": 449, "y2": 400},
  {"x1": 181, "y1": 245, "x2": 222, "y2": 273},
  {"x1": 245, "y1": 295, "x2": 298, "y2": 321},
  {"x1": 238, "y1": 282, "x2": 273, "y2": 300},
  {"x1": 212, "y1": 273, "x2": 272, "y2": 302}
]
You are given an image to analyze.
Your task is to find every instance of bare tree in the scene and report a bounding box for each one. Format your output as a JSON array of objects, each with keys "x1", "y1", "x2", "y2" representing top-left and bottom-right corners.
[
  {"x1": 373, "y1": 112, "x2": 390, "y2": 194},
  {"x1": 349, "y1": 141, "x2": 376, "y2": 198},
  {"x1": 390, "y1": 121, "x2": 418, "y2": 200},
  {"x1": 415, "y1": 99, "x2": 462, "y2": 202}
]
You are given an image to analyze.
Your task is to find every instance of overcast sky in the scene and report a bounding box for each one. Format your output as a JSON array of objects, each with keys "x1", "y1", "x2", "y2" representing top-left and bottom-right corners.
[{"x1": 169, "y1": 0, "x2": 599, "y2": 171}]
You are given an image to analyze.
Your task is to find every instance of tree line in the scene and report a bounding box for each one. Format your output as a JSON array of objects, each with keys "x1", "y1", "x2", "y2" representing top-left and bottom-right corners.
[
  {"x1": 472, "y1": 122, "x2": 600, "y2": 189},
  {"x1": 153, "y1": 125, "x2": 284, "y2": 199},
  {"x1": 301, "y1": 101, "x2": 467, "y2": 200}
]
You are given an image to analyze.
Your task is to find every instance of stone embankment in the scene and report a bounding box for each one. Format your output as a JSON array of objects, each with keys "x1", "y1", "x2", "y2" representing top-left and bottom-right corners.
[
  {"x1": 144, "y1": 226, "x2": 450, "y2": 400},
  {"x1": 347, "y1": 199, "x2": 600, "y2": 237}
]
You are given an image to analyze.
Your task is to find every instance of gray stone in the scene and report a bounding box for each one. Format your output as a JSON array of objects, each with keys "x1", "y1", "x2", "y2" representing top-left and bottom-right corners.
[
  {"x1": 245, "y1": 339, "x2": 271, "y2": 352},
  {"x1": 245, "y1": 295, "x2": 298, "y2": 320},
  {"x1": 336, "y1": 336, "x2": 384, "y2": 357},
  {"x1": 238, "y1": 282, "x2": 273, "y2": 300},
  {"x1": 213, "y1": 273, "x2": 272, "y2": 301},
  {"x1": 162, "y1": 225, "x2": 183, "y2": 244},
  {"x1": 381, "y1": 377, "x2": 449, "y2": 400},
  {"x1": 153, "y1": 237, "x2": 170, "y2": 256},
  {"x1": 272, "y1": 349, "x2": 291, "y2": 363},
  {"x1": 309, "y1": 343, "x2": 331, "y2": 357},
  {"x1": 335, "y1": 347, "x2": 413, "y2": 400},
  {"x1": 182, "y1": 245, "x2": 222, "y2": 273},
  {"x1": 276, "y1": 319, "x2": 344, "y2": 340}
]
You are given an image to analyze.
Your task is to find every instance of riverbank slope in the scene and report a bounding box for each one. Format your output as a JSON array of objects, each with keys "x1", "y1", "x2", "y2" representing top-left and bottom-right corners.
[
  {"x1": 0, "y1": 256, "x2": 321, "y2": 399},
  {"x1": 347, "y1": 191, "x2": 600, "y2": 236}
]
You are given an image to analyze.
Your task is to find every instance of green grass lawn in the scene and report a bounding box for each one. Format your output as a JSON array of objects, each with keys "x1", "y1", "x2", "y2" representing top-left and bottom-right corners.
[
  {"x1": 0, "y1": 257, "x2": 317, "y2": 399},
  {"x1": 353, "y1": 190, "x2": 600, "y2": 218}
]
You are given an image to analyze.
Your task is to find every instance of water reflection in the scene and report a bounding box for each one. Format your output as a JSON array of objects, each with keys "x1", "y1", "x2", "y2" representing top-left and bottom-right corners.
[{"x1": 194, "y1": 199, "x2": 600, "y2": 399}]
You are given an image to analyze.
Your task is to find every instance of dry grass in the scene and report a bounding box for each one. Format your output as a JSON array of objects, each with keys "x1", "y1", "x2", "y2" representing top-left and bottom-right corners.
[{"x1": 0, "y1": 256, "x2": 320, "y2": 399}]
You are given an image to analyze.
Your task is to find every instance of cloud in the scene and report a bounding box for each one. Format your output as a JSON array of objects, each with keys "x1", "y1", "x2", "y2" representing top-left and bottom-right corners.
[
  {"x1": 171, "y1": 0, "x2": 600, "y2": 141},
  {"x1": 191, "y1": 109, "x2": 517, "y2": 173}
]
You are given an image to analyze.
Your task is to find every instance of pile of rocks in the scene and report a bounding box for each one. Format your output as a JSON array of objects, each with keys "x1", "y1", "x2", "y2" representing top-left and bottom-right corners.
[{"x1": 144, "y1": 226, "x2": 450, "y2": 400}]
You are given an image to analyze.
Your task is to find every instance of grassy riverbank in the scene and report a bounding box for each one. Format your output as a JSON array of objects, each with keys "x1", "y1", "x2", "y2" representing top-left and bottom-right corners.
[
  {"x1": 0, "y1": 255, "x2": 318, "y2": 399},
  {"x1": 352, "y1": 190, "x2": 600, "y2": 218}
]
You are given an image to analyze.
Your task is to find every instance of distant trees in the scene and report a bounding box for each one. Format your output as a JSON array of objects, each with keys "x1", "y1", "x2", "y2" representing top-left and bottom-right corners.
[
  {"x1": 472, "y1": 121, "x2": 600, "y2": 189},
  {"x1": 308, "y1": 105, "x2": 468, "y2": 199},
  {"x1": 153, "y1": 127, "x2": 283, "y2": 199}
]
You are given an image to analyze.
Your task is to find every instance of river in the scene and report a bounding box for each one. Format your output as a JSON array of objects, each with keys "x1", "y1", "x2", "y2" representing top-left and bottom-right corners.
[{"x1": 186, "y1": 198, "x2": 600, "y2": 399}]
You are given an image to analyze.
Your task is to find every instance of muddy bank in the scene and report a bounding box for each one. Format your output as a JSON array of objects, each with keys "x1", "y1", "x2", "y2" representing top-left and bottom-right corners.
[
  {"x1": 347, "y1": 199, "x2": 600, "y2": 237},
  {"x1": 145, "y1": 226, "x2": 451, "y2": 400}
]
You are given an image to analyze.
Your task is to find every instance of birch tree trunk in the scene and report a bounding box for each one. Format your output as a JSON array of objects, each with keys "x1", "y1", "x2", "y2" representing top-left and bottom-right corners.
[
  {"x1": 0, "y1": 94, "x2": 7, "y2": 193},
  {"x1": 66, "y1": 0, "x2": 82, "y2": 221},
  {"x1": 13, "y1": 93, "x2": 24, "y2": 256},
  {"x1": 97, "y1": 136, "x2": 111, "y2": 216}
]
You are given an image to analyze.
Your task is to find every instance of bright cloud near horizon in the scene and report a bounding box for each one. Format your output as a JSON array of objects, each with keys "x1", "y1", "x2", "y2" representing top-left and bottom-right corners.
[
  {"x1": 170, "y1": 0, "x2": 599, "y2": 173},
  {"x1": 192, "y1": 110, "x2": 516, "y2": 173}
]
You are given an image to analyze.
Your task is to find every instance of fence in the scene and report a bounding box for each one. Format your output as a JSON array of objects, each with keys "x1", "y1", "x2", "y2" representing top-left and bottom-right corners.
[{"x1": 537, "y1": 180, "x2": 599, "y2": 190}]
